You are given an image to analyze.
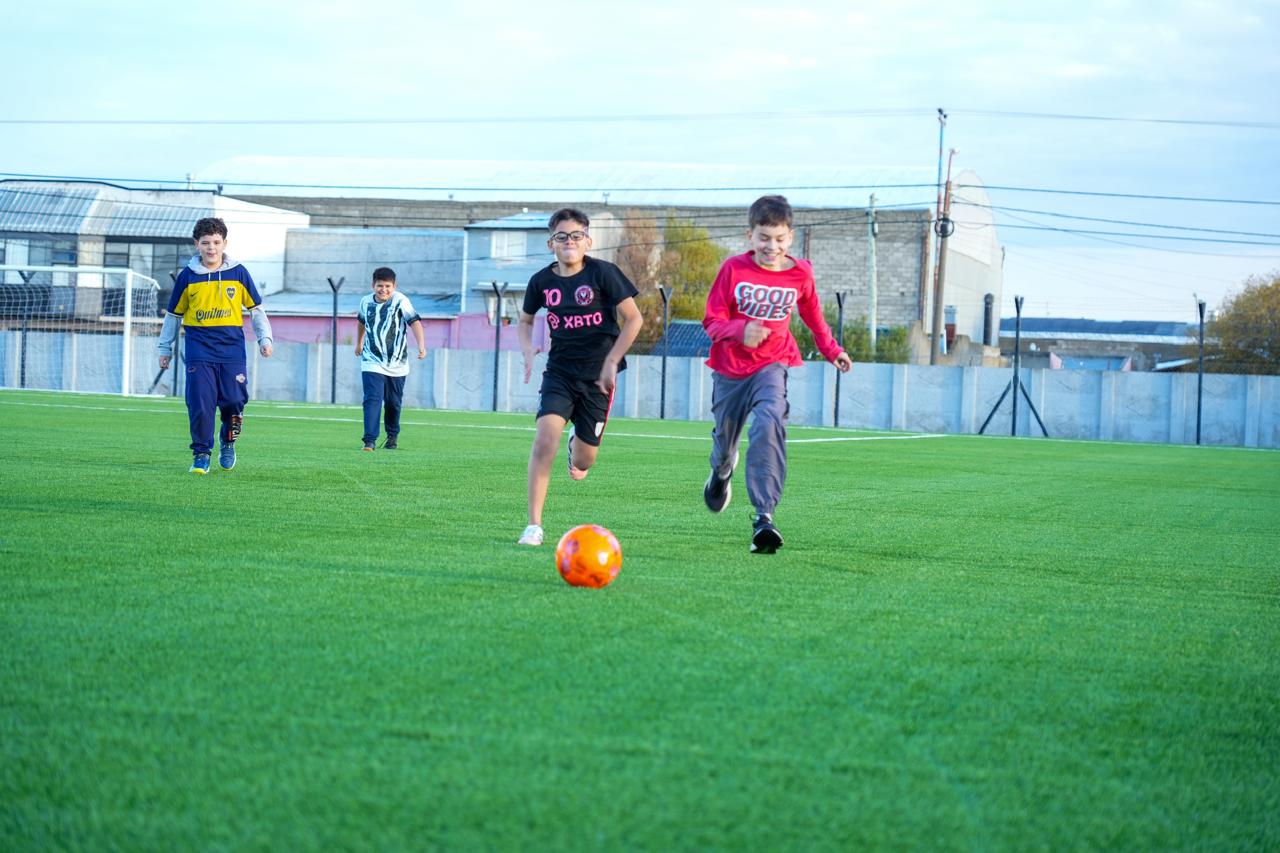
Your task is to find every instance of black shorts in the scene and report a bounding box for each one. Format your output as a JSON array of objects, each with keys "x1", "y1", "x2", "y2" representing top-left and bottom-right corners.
[{"x1": 536, "y1": 369, "x2": 614, "y2": 447}]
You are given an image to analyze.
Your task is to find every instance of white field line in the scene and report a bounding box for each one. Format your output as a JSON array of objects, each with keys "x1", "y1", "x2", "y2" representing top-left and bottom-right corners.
[{"x1": 0, "y1": 397, "x2": 940, "y2": 444}]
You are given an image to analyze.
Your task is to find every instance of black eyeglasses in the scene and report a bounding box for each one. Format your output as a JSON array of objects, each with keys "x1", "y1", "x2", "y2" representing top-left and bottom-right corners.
[{"x1": 550, "y1": 230, "x2": 588, "y2": 244}]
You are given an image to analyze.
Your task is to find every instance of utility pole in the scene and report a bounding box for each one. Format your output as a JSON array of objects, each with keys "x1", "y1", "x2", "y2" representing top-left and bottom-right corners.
[
  {"x1": 866, "y1": 193, "x2": 878, "y2": 351},
  {"x1": 930, "y1": 148, "x2": 957, "y2": 365}
]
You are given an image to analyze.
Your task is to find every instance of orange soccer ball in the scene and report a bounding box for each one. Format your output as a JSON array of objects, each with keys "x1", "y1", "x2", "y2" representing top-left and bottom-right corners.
[{"x1": 555, "y1": 524, "x2": 623, "y2": 588}]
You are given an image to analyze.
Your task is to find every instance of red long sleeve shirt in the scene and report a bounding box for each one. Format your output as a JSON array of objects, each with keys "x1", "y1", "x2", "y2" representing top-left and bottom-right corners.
[{"x1": 702, "y1": 252, "x2": 844, "y2": 379}]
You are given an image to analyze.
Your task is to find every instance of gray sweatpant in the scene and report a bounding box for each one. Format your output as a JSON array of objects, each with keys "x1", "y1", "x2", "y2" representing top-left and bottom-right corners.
[{"x1": 709, "y1": 363, "x2": 789, "y2": 517}]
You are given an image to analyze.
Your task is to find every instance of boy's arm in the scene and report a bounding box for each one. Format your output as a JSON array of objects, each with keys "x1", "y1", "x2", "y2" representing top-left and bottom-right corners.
[
  {"x1": 796, "y1": 285, "x2": 850, "y2": 369},
  {"x1": 157, "y1": 312, "x2": 181, "y2": 368},
  {"x1": 355, "y1": 319, "x2": 366, "y2": 357},
  {"x1": 702, "y1": 263, "x2": 749, "y2": 344},
  {"x1": 410, "y1": 318, "x2": 426, "y2": 359},
  {"x1": 250, "y1": 306, "x2": 273, "y2": 358},
  {"x1": 596, "y1": 296, "x2": 643, "y2": 395},
  {"x1": 518, "y1": 310, "x2": 540, "y2": 383}
]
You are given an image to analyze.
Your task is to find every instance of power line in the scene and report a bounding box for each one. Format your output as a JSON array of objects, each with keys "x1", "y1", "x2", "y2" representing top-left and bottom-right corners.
[
  {"x1": 967, "y1": 184, "x2": 1280, "y2": 207},
  {"x1": 2, "y1": 107, "x2": 1276, "y2": 130}
]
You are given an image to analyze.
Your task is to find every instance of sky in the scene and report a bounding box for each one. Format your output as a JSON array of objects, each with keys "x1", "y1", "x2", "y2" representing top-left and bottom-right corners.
[{"x1": 3, "y1": 0, "x2": 1278, "y2": 322}]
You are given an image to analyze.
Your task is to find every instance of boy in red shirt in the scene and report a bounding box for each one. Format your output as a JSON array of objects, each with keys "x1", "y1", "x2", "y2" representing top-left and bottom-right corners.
[{"x1": 702, "y1": 195, "x2": 852, "y2": 553}]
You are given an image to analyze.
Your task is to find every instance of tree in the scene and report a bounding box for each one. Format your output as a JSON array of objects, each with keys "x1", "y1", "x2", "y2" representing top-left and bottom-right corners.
[
  {"x1": 624, "y1": 214, "x2": 728, "y2": 348},
  {"x1": 791, "y1": 308, "x2": 909, "y2": 364},
  {"x1": 1205, "y1": 270, "x2": 1280, "y2": 375}
]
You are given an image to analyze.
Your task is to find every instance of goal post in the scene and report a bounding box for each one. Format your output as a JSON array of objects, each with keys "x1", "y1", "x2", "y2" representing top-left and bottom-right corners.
[{"x1": 0, "y1": 264, "x2": 163, "y2": 396}]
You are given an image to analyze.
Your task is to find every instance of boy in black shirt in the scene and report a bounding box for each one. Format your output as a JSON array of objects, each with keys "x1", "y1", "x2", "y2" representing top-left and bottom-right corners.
[{"x1": 516, "y1": 208, "x2": 643, "y2": 546}]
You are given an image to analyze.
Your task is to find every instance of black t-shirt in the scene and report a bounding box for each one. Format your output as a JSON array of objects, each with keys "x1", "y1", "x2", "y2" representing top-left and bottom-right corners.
[{"x1": 523, "y1": 256, "x2": 638, "y2": 379}]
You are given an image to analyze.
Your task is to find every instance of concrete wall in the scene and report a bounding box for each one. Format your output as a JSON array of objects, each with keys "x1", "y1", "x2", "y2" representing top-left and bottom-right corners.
[
  {"x1": 8, "y1": 333, "x2": 1273, "y2": 448},
  {"x1": 201, "y1": 343, "x2": 1280, "y2": 448}
]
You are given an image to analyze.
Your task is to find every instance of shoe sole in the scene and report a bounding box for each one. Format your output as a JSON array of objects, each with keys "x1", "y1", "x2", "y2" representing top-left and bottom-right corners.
[
  {"x1": 703, "y1": 473, "x2": 732, "y2": 512},
  {"x1": 189, "y1": 467, "x2": 209, "y2": 475},
  {"x1": 751, "y1": 528, "x2": 783, "y2": 554}
]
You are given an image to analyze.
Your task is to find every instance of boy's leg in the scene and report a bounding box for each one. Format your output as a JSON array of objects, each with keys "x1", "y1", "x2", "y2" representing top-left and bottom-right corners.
[
  {"x1": 522, "y1": 370, "x2": 575, "y2": 541},
  {"x1": 185, "y1": 361, "x2": 217, "y2": 455},
  {"x1": 743, "y1": 364, "x2": 789, "y2": 518},
  {"x1": 566, "y1": 378, "x2": 613, "y2": 476},
  {"x1": 382, "y1": 375, "x2": 405, "y2": 444},
  {"x1": 361, "y1": 371, "x2": 384, "y2": 446},
  {"x1": 215, "y1": 363, "x2": 249, "y2": 439},
  {"x1": 708, "y1": 372, "x2": 751, "y2": 479},
  {"x1": 213, "y1": 364, "x2": 249, "y2": 470},
  {"x1": 527, "y1": 413, "x2": 567, "y2": 527}
]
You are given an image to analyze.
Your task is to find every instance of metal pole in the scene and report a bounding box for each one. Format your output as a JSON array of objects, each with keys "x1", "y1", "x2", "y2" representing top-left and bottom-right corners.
[
  {"x1": 867, "y1": 194, "x2": 878, "y2": 352},
  {"x1": 1196, "y1": 299, "x2": 1206, "y2": 445},
  {"x1": 930, "y1": 149, "x2": 957, "y2": 365},
  {"x1": 328, "y1": 277, "x2": 344, "y2": 404},
  {"x1": 658, "y1": 285, "x2": 670, "y2": 419},
  {"x1": 834, "y1": 291, "x2": 846, "y2": 428},
  {"x1": 1012, "y1": 296, "x2": 1023, "y2": 436},
  {"x1": 492, "y1": 282, "x2": 506, "y2": 412},
  {"x1": 122, "y1": 270, "x2": 134, "y2": 395}
]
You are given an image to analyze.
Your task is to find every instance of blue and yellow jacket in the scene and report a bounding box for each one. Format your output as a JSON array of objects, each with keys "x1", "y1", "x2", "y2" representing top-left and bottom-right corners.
[{"x1": 160, "y1": 255, "x2": 271, "y2": 363}]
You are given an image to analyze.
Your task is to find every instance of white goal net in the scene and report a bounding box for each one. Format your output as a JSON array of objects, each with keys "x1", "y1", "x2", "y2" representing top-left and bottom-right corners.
[{"x1": 0, "y1": 264, "x2": 163, "y2": 396}]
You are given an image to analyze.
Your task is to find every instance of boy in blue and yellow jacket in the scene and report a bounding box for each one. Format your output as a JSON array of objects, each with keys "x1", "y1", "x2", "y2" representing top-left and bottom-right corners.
[{"x1": 157, "y1": 217, "x2": 273, "y2": 474}]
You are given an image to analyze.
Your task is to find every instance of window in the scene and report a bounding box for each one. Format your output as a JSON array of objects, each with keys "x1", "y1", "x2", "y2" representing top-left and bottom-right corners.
[
  {"x1": 491, "y1": 230, "x2": 527, "y2": 261},
  {"x1": 104, "y1": 239, "x2": 189, "y2": 283}
]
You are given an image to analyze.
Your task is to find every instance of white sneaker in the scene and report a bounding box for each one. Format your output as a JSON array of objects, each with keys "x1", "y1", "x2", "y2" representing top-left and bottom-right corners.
[{"x1": 518, "y1": 524, "x2": 544, "y2": 546}]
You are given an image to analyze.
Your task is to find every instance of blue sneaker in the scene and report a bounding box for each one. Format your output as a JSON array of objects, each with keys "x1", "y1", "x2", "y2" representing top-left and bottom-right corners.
[
  {"x1": 189, "y1": 453, "x2": 211, "y2": 475},
  {"x1": 219, "y1": 441, "x2": 236, "y2": 470}
]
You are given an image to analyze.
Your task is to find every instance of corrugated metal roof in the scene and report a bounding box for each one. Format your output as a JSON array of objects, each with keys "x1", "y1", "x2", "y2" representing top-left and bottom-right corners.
[
  {"x1": 0, "y1": 182, "x2": 96, "y2": 234},
  {"x1": 646, "y1": 320, "x2": 712, "y2": 358},
  {"x1": 0, "y1": 180, "x2": 305, "y2": 239},
  {"x1": 1000, "y1": 317, "x2": 1192, "y2": 339},
  {"x1": 92, "y1": 197, "x2": 213, "y2": 239}
]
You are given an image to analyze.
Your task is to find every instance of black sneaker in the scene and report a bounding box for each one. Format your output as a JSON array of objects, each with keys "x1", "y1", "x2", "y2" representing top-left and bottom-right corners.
[
  {"x1": 751, "y1": 514, "x2": 783, "y2": 554},
  {"x1": 703, "y1": 469, "x2": 732, "y2": 513},
  {"x1": 383, "y1": 435, "x2": 398, "y2": 450}
]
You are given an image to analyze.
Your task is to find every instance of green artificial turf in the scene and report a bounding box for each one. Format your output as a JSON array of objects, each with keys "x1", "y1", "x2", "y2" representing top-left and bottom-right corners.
[{"x1": 1, "y1": 390, "x2": 1277, "y2": 850}]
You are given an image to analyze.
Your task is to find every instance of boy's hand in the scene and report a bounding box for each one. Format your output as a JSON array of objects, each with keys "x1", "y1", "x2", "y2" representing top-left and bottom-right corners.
[
  {"x1": 159, "y1": 355, "x2": 171, "y2": 369},
  {"x1": 417, "y1": 346, "x2": 427, "y2": 360},
  {"x1": 595, "y1": 360, "x2": 619, "y2": 395},
  {"x1": 522, "y1": 347, "x2": 541, "y2": 383},
  {"x1": 355, "y1": 345, "x2": 362, "y2": 358},
  {"x1": 742, "y1": 320, "x2": 771, "y2": 348},
  {"x1": 834, "y1": 352, "x2": 853, "y2": 372},
  {"x1": 260, "y1": 343, "x2": 273, "y2": 358}
]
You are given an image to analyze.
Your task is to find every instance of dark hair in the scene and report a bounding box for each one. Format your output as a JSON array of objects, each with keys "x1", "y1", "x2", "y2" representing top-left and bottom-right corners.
[
  {"x1": 748, "y1": 195, "x2": 792, "y2": 229},
  {"x1": 548, "y1": 207, "x2": 589, "y2": 232},
  {"x1": 192, "y1": 217, "x2": 228, "y2": 241},
  {"x1": 372, "y1": 266, "x2": 396, "y2": 283}
]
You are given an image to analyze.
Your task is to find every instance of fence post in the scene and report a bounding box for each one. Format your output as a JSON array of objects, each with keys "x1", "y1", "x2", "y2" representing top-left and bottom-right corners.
[
  {"x1": 492, "y1": 282, "x2": 507, "y2": 412},
  {"x1": 1196, "y1": 299, "x2": 1206, "y2": 445},
  {"x1": 834, "y1": 291, "x2": 846, "y2": 428},
  {"x1": 1012, "y1": 295, "x2": 1023, "y2": 436},
  {"x1": 328, "y1": 277, "x2": 344, "y2": 404},
  {"x1": 658, "y1": 285, "x2": 671, "y2": 419}
]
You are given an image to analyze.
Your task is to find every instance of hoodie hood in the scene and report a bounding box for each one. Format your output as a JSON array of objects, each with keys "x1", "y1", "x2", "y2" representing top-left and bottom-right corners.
[{"x1": 186, "y1": 254, "x2": 241, "y2": 275}]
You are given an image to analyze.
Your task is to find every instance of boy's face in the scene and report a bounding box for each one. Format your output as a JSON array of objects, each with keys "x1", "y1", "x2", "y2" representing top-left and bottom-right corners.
[
  {"x1": 747, "y1": 223, "x2": 794, "y2": 271},
  {"x1": 547, "y1": 220, "x2": 591, "y2": 268},
  {"x1": 372, "y1": 278, "x2": 397, "y2": 302},
  {"x1": 195, "y1": 233, "x2": 226, "y2": 269}
]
